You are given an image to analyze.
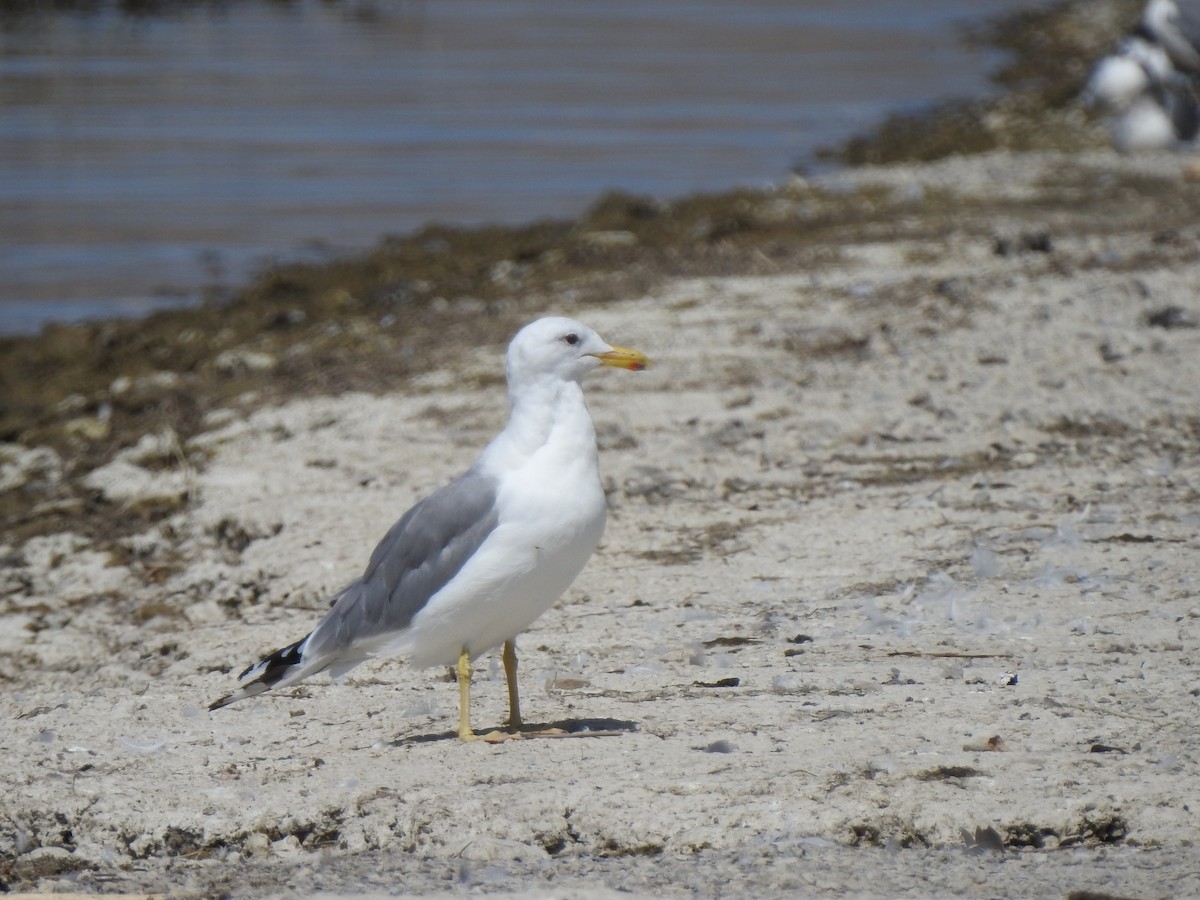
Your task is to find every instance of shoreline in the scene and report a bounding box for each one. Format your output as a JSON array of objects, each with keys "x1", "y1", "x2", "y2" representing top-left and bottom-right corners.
[
  {"x1": 0, "y1": 0, "x2": 1051, "y2": 344},
  {"x1": 0, "y1": 0, "x2": 1142, "y2": 550}
]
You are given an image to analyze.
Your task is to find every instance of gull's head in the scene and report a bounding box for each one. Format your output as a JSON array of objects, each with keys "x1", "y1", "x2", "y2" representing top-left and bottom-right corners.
[
  {"x1": 1143, "y1": 0, "x2": 1181, "y2": 44},
  {"x1": 505, "y1": 316, "x2": 649, "y2": 387}
]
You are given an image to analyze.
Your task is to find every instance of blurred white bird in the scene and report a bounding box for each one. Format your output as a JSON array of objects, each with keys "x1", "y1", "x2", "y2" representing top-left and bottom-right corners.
[
  {"x1": 1083, "y1": 22, "x2": 1200, "y2": 151},
  {"x1": 1084, "y1": 35, "x2": 1175, "y2": 110}
]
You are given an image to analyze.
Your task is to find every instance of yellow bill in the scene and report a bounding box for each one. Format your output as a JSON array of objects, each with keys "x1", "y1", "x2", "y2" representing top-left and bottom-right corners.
[{"x1": 593, "y1": 345, "x2": 649, "y2": 371}]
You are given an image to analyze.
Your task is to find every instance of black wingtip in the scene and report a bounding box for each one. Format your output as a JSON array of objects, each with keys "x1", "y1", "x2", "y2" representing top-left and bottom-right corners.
[
  {"x1": 210, "y1": 635, "x2": 308, "y2": 711},
  {"x1": 247, "y1": 636, "x2": 307, "y2": 688}
]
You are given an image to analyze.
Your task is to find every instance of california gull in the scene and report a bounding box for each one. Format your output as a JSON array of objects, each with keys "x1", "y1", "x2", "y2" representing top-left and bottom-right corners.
[
  {"x1": 1084, "y1": 35, "x2": 1176, "y2": 111},
  {"x1": 209, "y1": 316, "x2": 648, "y2": 741},
  {"x1": 1084, "y1": 33, "x2": 1200, "y2": 151}
]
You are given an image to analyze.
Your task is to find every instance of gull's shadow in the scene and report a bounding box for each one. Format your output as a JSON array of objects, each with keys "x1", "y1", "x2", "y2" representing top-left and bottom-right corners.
[{"x1": 393, "y1": 717, "x2": 639, "y2": 746}]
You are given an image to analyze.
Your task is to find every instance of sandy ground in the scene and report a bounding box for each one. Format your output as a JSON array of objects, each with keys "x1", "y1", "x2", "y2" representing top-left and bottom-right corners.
[{"x1": 3, "y1": 149, "x2": 1200, "y2": 897}]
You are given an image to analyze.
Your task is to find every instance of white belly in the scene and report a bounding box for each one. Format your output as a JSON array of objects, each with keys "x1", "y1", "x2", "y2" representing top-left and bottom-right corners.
[{"x1": 383, "y1": 476, "x2": 607, "y2": 668}]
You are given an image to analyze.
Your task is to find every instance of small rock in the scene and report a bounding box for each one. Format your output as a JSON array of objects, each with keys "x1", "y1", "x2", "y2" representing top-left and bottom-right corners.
[
  {"x1": 184, "y1": 599, "x2": 228, "y2": 627},
  {"x1": 994, "y1": 230, "x2": 1052, "y2": 256},
  {"x1": 213, "y1": 349, "x2": 278, "y2": 375},
  {"x1": 83, "y1": 459, "x2": 189, "y2": 507},
  {"x1": 63, "y1": 415, "x2": 111, "y2": 442},
  {"x1": 271, "y1": 835, "x2": 302, "y2": 858},
  {"x1": 1011, "y1": 451, "x2": 1038, "y2": 468},
  {"x1": 243, "y1": 831, "x2": 271, "y2": 856},
  {"x1": 1145, "y1": 306, "x2": 1198, "y2": 329},
  {"x1": 0, "y1": 445, "x2": 63, "y2": 493}
]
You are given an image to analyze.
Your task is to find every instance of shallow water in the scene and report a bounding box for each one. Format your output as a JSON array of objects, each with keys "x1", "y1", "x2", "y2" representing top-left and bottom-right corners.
[{"x1": 1, "y1": 0, "x2": 1046, "y2": 333}]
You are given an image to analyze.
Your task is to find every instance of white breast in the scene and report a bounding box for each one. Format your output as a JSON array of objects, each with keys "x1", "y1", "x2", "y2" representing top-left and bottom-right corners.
[{"x1": 384, "y1": 380, "x2": 609, "y2": 668}]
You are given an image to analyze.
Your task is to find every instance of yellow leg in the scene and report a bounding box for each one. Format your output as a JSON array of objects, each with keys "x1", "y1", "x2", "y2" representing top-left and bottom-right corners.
[
  {"x1": 503, "y1": 639, "x2": 523, "y2": 730},
  {"x1": 456, "y1": 647, "x2": 478, "y2": 742}
]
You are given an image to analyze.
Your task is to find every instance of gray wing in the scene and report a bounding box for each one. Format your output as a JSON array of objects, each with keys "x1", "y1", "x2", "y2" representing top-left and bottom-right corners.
[
  {"x1": 1161, "y1": 76, "x2": 1200, "y2": 139},
  {"x1": 303, "y1": 466, "x2": 500, "y2": 659}
]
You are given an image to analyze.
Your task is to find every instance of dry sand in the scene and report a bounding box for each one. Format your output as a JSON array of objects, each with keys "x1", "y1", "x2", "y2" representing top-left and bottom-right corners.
[{"x1": 3, "y1": 149, "x2": 1200, "y2": 897}]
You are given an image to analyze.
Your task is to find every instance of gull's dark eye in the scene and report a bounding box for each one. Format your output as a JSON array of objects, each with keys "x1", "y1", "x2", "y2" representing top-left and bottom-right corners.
[{"x1": 563, "y1": 332, "x2": 579, "y2": 346}]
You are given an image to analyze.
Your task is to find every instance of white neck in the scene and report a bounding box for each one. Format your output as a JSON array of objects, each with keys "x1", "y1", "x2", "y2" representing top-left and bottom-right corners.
[{"x1": 482, "y1": 375, "x2": 599, "y2": 473}]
